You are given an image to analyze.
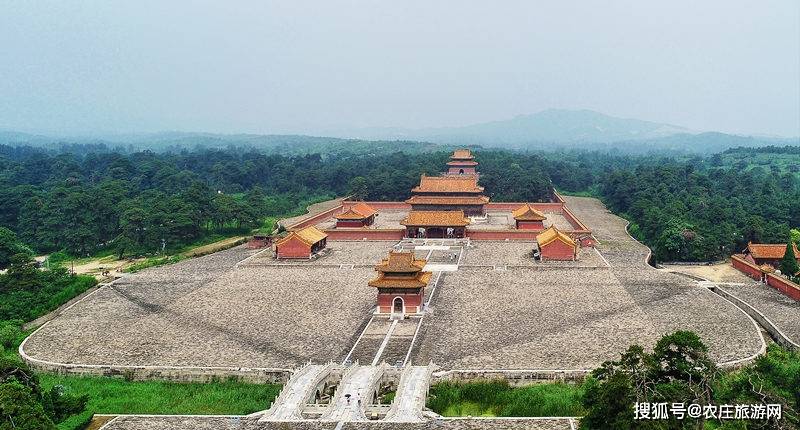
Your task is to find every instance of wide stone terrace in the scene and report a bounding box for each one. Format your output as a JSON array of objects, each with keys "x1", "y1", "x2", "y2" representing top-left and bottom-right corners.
[
  {"x1": 466, "y1": 211, "x2": 574, "y2": 231},
  {"x1": 23, "y1": 195, "x2": 763, "y2": 375},
  {"x1": 413, "y1": 267, "x2": 663, "y2": 369},
  {"x1": 410, "y1": 197, "x2": 763, "y2": 369},
  {"x1": 720, "y1": 282, "x2": 800, "y2": 347},
  {"x1": 23, "y1": 247, "x2": 376, "y2": 369}
]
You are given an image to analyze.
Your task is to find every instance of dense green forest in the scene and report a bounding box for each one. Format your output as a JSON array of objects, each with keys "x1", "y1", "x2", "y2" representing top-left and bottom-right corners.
[
  {"x1": 0, "y1": 144, "x2": 798, "y2": 262},
  {"x1": 0, "y1": 146, "x2": 552, "y2": 258}
]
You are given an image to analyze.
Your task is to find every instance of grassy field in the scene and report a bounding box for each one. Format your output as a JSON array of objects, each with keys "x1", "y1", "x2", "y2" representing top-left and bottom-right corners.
[
  {"x1": 427, "y1": 380, "x2": 585, "y2": 417},
  {"x1": 38, "y1": 375, "x2": 281, "y2": 430}
]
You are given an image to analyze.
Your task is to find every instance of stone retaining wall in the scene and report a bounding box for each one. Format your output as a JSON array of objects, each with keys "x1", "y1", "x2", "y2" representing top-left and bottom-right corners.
[
  {"x1": 432, "y1": 369, "x2": 588, "y2": 386},
  {"x1": 22, "y1": 356, "x2": 291, "y2": 384}
]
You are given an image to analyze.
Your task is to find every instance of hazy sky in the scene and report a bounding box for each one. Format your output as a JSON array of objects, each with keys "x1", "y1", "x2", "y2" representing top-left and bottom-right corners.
[{"x1": 1, "y1": 1, "x2": 798, "y2": 136}]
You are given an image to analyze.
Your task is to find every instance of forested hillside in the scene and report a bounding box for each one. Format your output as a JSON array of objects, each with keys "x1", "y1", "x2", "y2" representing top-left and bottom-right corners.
[
  {"x1": 548, "y1": 148, "x2": 800, "y2": 261},
  {"x1": 0, "y1": 147, "x2": 552, "y2": 257},
  {"x1": 0, "y1": 144, "x2": 797, "y2": 262}
]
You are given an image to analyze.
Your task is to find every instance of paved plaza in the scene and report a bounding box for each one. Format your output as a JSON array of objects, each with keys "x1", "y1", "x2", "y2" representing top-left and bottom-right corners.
[{"x1": 24, "y1": 196, "x2": 767, "y2": 373}]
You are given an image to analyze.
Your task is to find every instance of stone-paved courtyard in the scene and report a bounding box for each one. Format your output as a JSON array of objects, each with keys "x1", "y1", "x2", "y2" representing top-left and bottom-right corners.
[
  {"x1": 23, "y1": 196, "x2": 765, "y2": 373},
  {"x1": 23, "y1": 247, "x2": 377, "y2": 369},
  {"x1": 720, "y1": 282, "x2": 800, "y2": 346},
  {"x1": 412, "y1": 196, "x2": 764, "y2": 369}
]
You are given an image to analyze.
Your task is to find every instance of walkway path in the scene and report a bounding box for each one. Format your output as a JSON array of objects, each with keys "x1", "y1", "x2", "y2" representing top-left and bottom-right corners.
[
  {"x1": 384, "y1": 366, "x2": 432, "y2": 422},
  {"x1": 260, "y1": 364, "x2": 330, "y2": 421},
  {"x1": 323, "y1": 365, "x2": 382, "y2": 422}
]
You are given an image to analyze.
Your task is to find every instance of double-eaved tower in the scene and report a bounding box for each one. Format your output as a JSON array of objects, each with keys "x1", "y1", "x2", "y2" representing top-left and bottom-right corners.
[{"x1": 447, "y1": 149, "x2": 478, "y2": 175}]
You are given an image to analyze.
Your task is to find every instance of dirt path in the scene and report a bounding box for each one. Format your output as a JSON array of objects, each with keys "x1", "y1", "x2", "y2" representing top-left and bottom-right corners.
[
  {"x1": 661, "y1": 261, "x2": 754, "y2": 283},
  {"x1": 68, "y1": 255, "x2": 136, "y2": 280}
]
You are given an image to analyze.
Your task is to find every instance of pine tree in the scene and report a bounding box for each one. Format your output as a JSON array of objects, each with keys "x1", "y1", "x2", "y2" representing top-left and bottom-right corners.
[{"x1": 779, "y1": 242, "x2": 799, "y2": 276}]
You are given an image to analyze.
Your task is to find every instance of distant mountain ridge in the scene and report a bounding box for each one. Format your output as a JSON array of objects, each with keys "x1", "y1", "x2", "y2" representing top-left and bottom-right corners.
[
  {"x1": 330, "y1": 109, "x2": 693, "y2": 145},
  {"x1": 320, "y1": 109, "x2": 797, "y2": 153},
  {"x1": 1, "y1": 109, "x2": 797, "y2": 154}
]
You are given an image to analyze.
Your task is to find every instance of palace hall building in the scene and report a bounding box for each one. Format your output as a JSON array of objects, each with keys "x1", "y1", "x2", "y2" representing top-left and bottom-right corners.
[
  {"x1": 401, "y1": 210, "x2": 470, "y2": 239},
  {"x1": 405, "y1": 175, "x2": 489, "y2": 216}
]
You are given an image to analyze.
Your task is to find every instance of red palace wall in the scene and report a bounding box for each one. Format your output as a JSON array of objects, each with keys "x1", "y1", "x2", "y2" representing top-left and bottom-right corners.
[
  {"x1": 275, "y1": 237, "x2": 312, "y2": 259},
  {"x1": 377, "y1": 291, "x2": 423, "y2": 313},
  {"x1": 336, "y1": 220, "x2": 366, "y2": 228},
  {"x1": 540, "y1": 240, "x2": 576, "y2": 261},
  {"x1": 731, "y1": 255, "x2": 763, "y2": 281},
  {"x1": 344, "y1": 201, "x2": 410, "y2": 210},
  {"x1": 516, "y1": 220, "x2": 544, "y2": 230},
  {"x1": 324, "y1": 229, "x2": 405, "y2": 241},
  {"x1": 467, "y1": 230, "x2": 539, "y2": 241},
  {"x1": 765, "y1": 274, "x2": 800, "y2": 301}
]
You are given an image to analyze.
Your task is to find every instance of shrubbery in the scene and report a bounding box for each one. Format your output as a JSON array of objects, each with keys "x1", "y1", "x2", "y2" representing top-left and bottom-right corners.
[
  {"x1": 0, "y1": 357, "x2": 87, "y2": 429},
  {"x1": 428, "y1": 380, "x2": 584, "y2": 417},
  {"x1": 0, "y1": 255, "x2": 96, "y2": 322}
]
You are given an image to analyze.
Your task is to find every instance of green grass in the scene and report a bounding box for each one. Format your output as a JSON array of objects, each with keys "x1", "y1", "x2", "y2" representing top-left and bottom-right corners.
[
  {"x1": 427, "y1": 380, "x2": 585, "y2": 417},
  {"x1": 123, "y1": 255, "x2": 184, "y2": 273},
  {"x1": 38, "y1": 375, "x2": 281, "y2": 429},
  {"x1": 255, "y1": 217, "x2": 278, "y2": 235},
  {"x1": 555, "y1": 185, "x2": 600, "y2": 198}
]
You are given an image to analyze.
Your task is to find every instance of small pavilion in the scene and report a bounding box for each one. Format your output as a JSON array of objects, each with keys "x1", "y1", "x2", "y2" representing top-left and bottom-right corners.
[
  {"x1": 535, "y1": 226, "x2": 577, "y2": 261},
  {"x1": 334, "y1": 202, "x2": 377, "y2": 228},
  {"x1": 274, "y1": 226, "x2": 328, "y2": 259},
  {"x1": 447, "y1": 149, "x2": 479, "y2": 175},
  {"x1": 512, "y1": 203, "x2": 547, "y2": 230},
  {"x1": 401, "y1": 210, "x2": 470, "y2": 239},
  {"x1": 368, "y1": 251, "x2": 432, "y2": 316}
]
